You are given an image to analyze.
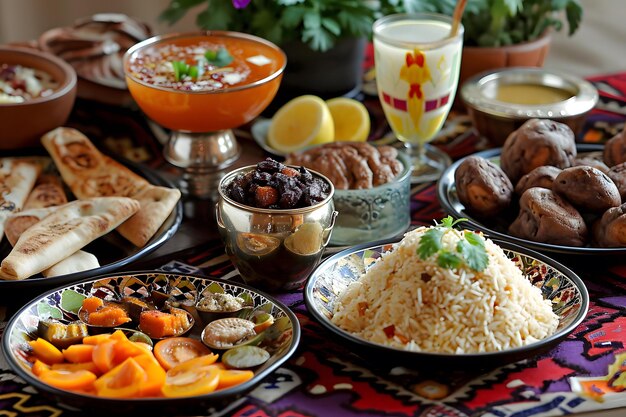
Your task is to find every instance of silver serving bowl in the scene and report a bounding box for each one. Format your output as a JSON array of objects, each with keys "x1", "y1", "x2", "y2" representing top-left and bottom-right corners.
[
  {"x1": 217, "y1": 165, "x2": 337, "y2": 291},
  {"x1": 461, "y1": 67, "x2": 598, "y2": 145}
]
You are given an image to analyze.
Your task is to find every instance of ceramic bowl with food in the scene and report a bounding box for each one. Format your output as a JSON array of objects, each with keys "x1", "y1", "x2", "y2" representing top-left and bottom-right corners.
[
  {"x1": 285, "y1": 143, "x2": 412, "y2": 246},
  {"x1": 217, "y1": 159, "x2": 337, "y2": 292},
  {"x1": 0, "y1": 46, "x2": 77, "y2": 149},
  {"x1": 2, "y1": 271, "x2": 300, "y2": 414},
  {"x1": 461, "y1": 67, "x2": 597, "y2": 146},
  {"x1": 305, "y1": 234, "x2": 588, "y2": 369}
]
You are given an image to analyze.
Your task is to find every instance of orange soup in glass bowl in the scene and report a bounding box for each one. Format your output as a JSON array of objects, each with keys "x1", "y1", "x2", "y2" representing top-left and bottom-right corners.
[
  {"x1": 123, "y1": 31, "x2": 286, "y2": 198},
  {"x1": 124, "y1": 31, "x2": 286, "y2": 132}
]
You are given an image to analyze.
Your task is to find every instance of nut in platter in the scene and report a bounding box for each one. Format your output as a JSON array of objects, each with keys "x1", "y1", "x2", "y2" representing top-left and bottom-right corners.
[{"x1": 217, "y1": 158, "x2": 337, "y2": 291}]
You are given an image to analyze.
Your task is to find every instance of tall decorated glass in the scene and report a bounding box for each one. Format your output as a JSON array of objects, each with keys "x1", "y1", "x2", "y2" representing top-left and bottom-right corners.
[{"x1": 373, "y1": 13, "x2": 463, "y2": 183}]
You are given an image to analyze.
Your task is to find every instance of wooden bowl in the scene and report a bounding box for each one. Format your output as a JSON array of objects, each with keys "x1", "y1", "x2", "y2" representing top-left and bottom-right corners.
[{"x1": 0, "y1": 46, "x2": 77, "y2": 149}]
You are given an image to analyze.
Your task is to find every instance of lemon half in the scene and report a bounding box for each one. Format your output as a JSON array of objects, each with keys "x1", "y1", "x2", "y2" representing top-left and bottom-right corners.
[
  {"x1": 268, "y1": 95, "x2": 334, "y2": 153},
  {"x1": 326, "y1": 97, "x2": 370, "y2": 142}
]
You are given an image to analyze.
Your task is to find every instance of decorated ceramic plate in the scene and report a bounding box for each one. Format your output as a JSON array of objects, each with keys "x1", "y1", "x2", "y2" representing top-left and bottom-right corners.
[
  {"x1": 436, "y1": 144, "x2": 626, "y2": 256},
  {"x1": 0, "y1": 156, "x2": 183, "y2": 290},
  {"x1": 305, "y1": 238, "x2": 588, "y2": 369},
  {"x1": 2, "y1": 271, "x2": 300, "y2": 414}
]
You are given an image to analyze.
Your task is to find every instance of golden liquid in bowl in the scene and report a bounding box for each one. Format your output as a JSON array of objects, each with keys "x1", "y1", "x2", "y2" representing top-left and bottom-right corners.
[{"x1": 496, "y1": 84, "x2": 574, "y2": 105}]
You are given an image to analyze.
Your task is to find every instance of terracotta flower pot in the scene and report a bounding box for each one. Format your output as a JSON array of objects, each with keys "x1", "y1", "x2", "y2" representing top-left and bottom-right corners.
[{"x1": 459, "y1": 32, "x2": 552, "y2": 90}]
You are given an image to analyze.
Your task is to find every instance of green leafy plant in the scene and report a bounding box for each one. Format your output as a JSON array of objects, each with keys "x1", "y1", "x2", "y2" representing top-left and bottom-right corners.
[
  {"x1": 417, "y1": 216, "x2": 489, "y2": 271},
  {"x1": 404, "y1": 0, "x2": 583, "y2": 47},
  {"x1": 160, "y1": 0, "x2": 390, "y2": 52},
  {"x1": 160, "y1": 0, "x2": 582, "y2": 51}
]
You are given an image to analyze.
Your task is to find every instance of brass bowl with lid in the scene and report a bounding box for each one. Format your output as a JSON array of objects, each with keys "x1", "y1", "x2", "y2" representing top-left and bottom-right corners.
[{"x1": 461, "y1": 67, "x2": 598, "y2": 146}]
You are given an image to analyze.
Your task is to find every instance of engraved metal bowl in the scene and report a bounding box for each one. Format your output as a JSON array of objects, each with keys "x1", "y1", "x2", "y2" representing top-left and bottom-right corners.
[
  {"x1": 217, "y1": 165, "x2": 337, "y2": 292},
  {"x1": 331, "y1": 150, "x2": 412, "y2": 246}
]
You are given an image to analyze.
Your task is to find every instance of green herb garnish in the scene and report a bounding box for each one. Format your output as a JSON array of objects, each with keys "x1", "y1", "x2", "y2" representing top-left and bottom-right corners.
[
  {"x1": 458, "y1": 231, "x2": 489, "y2": 271},
  {"x1": 172, "y1": 60, "x2": 190, "y2": 81},
  {"x1": 171, "y1": 47, "x2": 232, "y2": 81},
  {"x1": 205, "y1": 47, "x2": 233, "y2": 67},
  {"x1": 437, "y1": 251, "x2": 463, "y2": 269},
  {"x1": 417, "y1": 216, "x2": 489, "y2": 272},
  {"x1": 172, "y1": 60, "x2": 203, "y2": 82},
  {"x1": 417, "y1": 227, "x2": 443, "y2": 260}
]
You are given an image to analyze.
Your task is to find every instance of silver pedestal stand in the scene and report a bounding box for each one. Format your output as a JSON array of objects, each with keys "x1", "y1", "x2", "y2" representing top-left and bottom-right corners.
[{"x1": 164, "y1": 130, "x2": 241, "y2": 199}]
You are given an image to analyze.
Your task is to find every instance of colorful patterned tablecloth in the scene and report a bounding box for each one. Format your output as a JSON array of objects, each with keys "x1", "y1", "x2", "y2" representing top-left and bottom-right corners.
[{"x1": 1, "y1": 72, "x2": 626, "y2": 417}]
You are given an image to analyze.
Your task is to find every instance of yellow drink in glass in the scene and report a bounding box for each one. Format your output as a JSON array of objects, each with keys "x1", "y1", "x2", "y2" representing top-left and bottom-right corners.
[{"x1": 374, "y1": 13, "x2": 463, "y2": 182}]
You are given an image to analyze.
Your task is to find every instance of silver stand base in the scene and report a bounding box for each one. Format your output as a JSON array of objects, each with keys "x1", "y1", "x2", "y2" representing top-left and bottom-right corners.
[{"x1": 164, "y1": 129, "x2": 241, "y2": 198}]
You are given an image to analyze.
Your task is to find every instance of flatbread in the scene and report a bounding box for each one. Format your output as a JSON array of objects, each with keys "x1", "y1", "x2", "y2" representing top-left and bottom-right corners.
[
  {"x1": 42, "y1": 250, "x2": 99, "y2": 277},
  {"x1": 0, "y1": 158, "x2": 42, "y2": 243},
  {"x1": 4, "y1": 206, "x2": 57, "y2": 246},
  {"x1": 0, "y1": 196, "x2": 140, "y2": 280},
  {"x1": 23, "y1": 174, "x2": 68, "y2": 209},
  {"x1": 5, "y1": 205, "x2": 101, "y2": 276},
  {"x1": 41, "y1": 127, "x2": 149, "y2": 198},
  {"x1": 116, "y1": 185, "x2": 181, "y2": 247},
  {"x1": 42, "y1": 127, "x2": 181, "y2": 247}
]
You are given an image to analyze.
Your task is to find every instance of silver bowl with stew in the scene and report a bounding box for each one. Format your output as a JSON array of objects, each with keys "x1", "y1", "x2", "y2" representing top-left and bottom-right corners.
[
  {"x1": 461, "y1": 67, "x2": 598, "y2": 146},
  {"x1": 217, "y1": 165, "x2": 337, "y2": 292}
]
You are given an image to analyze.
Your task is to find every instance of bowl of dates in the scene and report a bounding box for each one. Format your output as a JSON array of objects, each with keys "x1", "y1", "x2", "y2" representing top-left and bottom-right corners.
[{"x1": 217, "y1": 158, "x2": 337, "y2": 291}]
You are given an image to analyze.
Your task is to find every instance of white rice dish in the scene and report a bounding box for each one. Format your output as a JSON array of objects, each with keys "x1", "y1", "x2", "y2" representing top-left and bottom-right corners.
[{"x1": 331, "y1": 227, "x2": 559, "y2": 354}]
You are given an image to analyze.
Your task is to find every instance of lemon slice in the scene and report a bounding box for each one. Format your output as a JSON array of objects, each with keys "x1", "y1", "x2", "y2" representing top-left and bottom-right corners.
[
  {"x1": 268, "y1": 95, "x2": 334, "y2": 153},
  {"x1": 326, "y1": 97, "x2": 370, "y2": 142}
]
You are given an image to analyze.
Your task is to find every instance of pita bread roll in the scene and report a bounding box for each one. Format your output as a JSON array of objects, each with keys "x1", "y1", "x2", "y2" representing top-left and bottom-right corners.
[
  {"x1": 42, "y1": 127, "x2": 182, "y2": 248},
  {"x1": 41, "y1": 127, "x2": 149, "y2": 198},
  {"x1": 42, "y1": 250, "x2": 99, "y2": 277},
  {"x1": 0, "y1": 197, "x2": 140, "y2": 280},
  {"x1": 4, "y1": 207, "x2": 57, "y2": 246},
  {"x1": 9, "y1": 174, "x2": 68, "y2": 244},
  {"x1": 117, "y1": 185, "x2": 182, "y2": 247},
  {"x1": 5, "y1": 205, "x2": 101, "y2": 277},
  {"x1": 23, "y1": 174, "x2": 68, "y2": 209},
  {"x1": 0, "y1": 158, "x2": 42, "y2": 243}
]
